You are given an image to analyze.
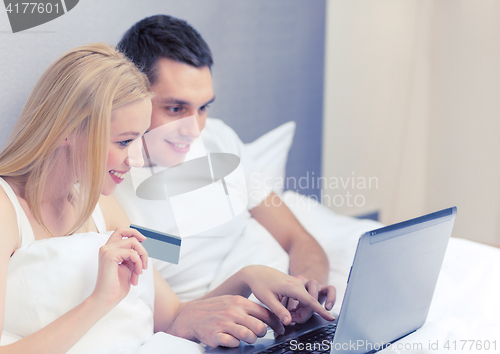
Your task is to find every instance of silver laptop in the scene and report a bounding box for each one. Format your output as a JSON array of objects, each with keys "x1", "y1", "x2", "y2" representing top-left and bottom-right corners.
[{"x1": 205, "y1": 207, "x2": 457, "y2": 354}]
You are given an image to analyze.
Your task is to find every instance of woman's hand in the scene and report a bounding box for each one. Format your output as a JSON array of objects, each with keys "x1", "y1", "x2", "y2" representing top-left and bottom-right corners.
[
  {"x1": 240, "y1": 265, "x2": 335, "y2": 326},
  {"x1": 90, "y1": 228, "x2": 148, "y2": 310}
]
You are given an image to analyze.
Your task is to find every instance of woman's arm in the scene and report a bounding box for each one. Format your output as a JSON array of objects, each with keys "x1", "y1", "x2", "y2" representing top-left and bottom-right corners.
[{"x1": 0, "y1": 189, "x2": 21, "y2": 351}]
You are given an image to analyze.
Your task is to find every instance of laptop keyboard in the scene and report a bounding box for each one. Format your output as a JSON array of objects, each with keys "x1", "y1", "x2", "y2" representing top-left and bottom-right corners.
[{"x1": 256, "y1": 323, "x2": 336, "y2": 353}]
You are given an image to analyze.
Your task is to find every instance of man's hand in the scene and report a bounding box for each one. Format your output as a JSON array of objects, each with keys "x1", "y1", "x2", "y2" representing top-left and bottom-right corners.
[
  {"x1": 284, "y1": 275, "x2": 336, "y2": 324},
  {"x1": 167, "y1": 295, "x2": 284, "y2": 348},
  {"x1": 239, "y1": 266, "x2": 335, "y2": 326},
  {"x1": 250, "y1": 192, "x2": 335, "y2": 323}
]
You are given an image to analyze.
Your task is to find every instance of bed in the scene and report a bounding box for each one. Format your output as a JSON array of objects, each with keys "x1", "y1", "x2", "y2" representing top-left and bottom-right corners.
[{"x1": 2, "y1": 123, "x2": 500, "y2": 353}]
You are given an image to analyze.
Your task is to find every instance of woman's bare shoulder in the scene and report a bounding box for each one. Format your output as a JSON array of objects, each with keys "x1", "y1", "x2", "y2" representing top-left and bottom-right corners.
[
  {"x1": 0, "y1": 185, "x2": 20, "y2": 256},
  {"x1": 98, "y1": 194, "x2": 131, "y2": 231}
]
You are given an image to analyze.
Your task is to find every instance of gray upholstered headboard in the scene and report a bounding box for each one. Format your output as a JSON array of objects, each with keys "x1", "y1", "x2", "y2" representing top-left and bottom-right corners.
[{"x1": 0, "y1": 0, "x2": 325, "y2": 198}]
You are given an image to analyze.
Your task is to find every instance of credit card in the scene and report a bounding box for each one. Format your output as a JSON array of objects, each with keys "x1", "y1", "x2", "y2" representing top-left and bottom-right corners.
[{"x1": 130, "y1": 224, "x2": 182, "y2": 264}]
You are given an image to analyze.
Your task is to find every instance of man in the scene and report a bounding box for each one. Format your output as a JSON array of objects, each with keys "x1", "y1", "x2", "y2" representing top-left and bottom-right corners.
[{"x1": 115, "y1": 14, "x2": 334, "y2": 324}]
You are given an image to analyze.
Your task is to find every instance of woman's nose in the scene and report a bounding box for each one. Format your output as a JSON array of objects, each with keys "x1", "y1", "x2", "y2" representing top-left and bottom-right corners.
[{"x1": 126, "y1": 138, "x2": 145, "y2": 168}]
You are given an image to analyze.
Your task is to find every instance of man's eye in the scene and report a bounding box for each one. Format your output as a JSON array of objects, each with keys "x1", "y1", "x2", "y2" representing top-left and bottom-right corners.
[
  {"x1": 119, "y1": 139, "x2": 133, "y2": 147},
  {"x1": 167, "y1": 106, "x2": 182, "y2": 113},
  {"x1": 200, "y1": 104, "x2": 211, "y2": 112}
]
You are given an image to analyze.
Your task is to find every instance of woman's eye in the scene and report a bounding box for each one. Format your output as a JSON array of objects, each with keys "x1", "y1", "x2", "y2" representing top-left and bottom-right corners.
[
  {"x1": 200, "y1": 104, "x2": 210, "y2": 112},
  {"x1": 119, "y1": 139, "x2": 133, "y2": 147}
]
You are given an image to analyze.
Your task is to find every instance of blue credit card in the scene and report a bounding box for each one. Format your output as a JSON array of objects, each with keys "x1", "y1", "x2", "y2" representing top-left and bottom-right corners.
[{"x1": 130, "y1": 224, "x2": 182, "y2": 264}]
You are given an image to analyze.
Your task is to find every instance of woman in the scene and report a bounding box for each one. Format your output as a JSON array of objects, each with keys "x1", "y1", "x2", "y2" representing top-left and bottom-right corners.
[{"x1": 0, "y1": 43, "x2": 334, "y2": 353}]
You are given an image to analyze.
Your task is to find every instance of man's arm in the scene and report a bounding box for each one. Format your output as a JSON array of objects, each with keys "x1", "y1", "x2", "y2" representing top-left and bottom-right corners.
[
  {"x1": 165, "y1": 265, "x2": 334, "y2": 348},
  {"x1": 250, "y1": 192, "x2": 329, "y2": 283},
  {"x1": 250, "y1": 192, "x2": 336, "y2": 320}
]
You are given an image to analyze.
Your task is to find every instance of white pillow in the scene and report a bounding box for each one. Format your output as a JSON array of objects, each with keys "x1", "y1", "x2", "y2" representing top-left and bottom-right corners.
[{"x1": 244, "y1": 121, "x2": 296, "y2": 195}]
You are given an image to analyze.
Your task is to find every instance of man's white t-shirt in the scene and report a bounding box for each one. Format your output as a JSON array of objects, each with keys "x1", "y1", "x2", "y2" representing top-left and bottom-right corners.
[{"x1": 115, "y1": 118, "x2": 288, "y2": 301}]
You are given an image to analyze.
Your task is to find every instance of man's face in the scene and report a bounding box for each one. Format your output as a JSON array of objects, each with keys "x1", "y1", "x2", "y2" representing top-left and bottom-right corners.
[{"x1": 147, "y1": 58, "x2": 214, "y2": 167}]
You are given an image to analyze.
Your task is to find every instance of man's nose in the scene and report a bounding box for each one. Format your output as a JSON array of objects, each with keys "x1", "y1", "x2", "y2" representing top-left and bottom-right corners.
[{"x1": 178, "y1": 115, "x2": 201, "y2": 138}]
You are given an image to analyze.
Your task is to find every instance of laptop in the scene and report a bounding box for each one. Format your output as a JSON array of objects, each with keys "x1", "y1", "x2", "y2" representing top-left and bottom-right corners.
[{"x1": 205, "y1": 207, "x2": 457, "y2": 354}]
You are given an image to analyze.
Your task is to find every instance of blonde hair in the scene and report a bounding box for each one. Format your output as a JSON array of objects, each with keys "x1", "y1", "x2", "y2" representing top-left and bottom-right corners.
[{"x1": 0, "y1": 43, "x2": 151, "y2": 235}]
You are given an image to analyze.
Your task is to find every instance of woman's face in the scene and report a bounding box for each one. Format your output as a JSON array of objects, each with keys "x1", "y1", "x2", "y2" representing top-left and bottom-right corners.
[{"x1": 101, "y1": 98, "x2": 152, "y2": 196}]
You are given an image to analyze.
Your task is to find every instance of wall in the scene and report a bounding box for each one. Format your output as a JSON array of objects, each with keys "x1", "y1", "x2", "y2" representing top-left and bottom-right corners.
[
  {"x1": 427, "y1": 0, "x2": 500, "y2": 247},
  {"x1": 323, "y1": 0, "x2": 432, "y2": 222},
  {"x1": 0, "y1": 0, "x2": 326, "y2": 197},
  {"x1": 323, "y1": 0, "x2": 500, "y2": 247}
]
